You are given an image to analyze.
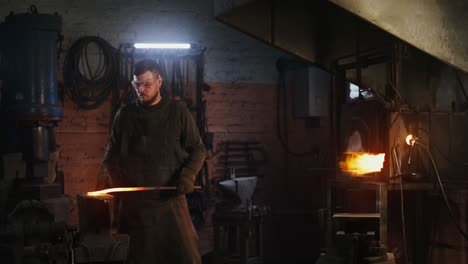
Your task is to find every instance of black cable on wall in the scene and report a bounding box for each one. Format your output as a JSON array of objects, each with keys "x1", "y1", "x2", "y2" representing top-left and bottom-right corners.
[{"x1": 63, "y1": 36, "x2": 120, "y2": 110}]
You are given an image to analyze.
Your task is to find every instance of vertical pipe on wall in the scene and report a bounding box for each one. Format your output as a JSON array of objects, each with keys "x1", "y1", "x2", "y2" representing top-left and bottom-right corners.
[{"x1": 395, "y1": 41, "x2": 402, "y2": 106}]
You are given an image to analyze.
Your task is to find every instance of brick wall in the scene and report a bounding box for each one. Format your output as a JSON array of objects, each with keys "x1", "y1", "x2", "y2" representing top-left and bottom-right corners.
[
  {"x1": 202, "y1": 81, "x2": 329, "y2": 262},
  {"x1": 204, "y1": 81, "x2": 280, "y2": 201},
  {"x1": 56, "y1": 99, "x2": 111, "y2": 222}
]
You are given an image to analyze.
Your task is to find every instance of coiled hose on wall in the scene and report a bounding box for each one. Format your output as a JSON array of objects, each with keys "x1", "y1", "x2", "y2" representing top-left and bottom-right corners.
[{"x1": 63, "y1": 36, "x2": 120, "y2": 109}]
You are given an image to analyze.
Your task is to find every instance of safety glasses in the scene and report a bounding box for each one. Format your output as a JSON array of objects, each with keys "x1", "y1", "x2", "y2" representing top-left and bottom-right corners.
[{"x1": 131, "y1": 76, "x2": 160, "y2": 90}]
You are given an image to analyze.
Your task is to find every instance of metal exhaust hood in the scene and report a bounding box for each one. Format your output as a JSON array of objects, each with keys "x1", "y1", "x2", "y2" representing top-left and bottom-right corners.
[{"x1": 215, "y1": 0, "x2": 468, "y2": 73}]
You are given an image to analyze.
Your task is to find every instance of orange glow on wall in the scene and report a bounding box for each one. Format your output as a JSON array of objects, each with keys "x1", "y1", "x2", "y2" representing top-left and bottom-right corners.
[{"x1": 339, "y1": 152, "x2": 385, "y2": 176}]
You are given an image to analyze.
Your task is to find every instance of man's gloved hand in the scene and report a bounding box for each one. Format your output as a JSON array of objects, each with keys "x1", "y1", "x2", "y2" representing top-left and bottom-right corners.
[{"x1": 177, "y1": 176, "x2": 195, "y2": 194}]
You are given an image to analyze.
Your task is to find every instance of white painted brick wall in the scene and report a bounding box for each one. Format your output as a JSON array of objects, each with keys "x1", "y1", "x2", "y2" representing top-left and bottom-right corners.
[{"x1": 0, "y1": 0, "x2": 285, "y2": 83}]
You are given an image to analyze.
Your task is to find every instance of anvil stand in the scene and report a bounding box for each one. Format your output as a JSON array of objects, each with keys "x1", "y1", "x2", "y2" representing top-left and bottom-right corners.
[{"x1": 75, "y1": 194, "x2": 129, "y2": 263}]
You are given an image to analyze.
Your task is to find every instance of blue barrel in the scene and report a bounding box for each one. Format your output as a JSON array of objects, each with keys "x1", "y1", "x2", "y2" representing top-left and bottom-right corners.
[{"x1": 1, "y1": 8, "x2": 63, "y2": 121}]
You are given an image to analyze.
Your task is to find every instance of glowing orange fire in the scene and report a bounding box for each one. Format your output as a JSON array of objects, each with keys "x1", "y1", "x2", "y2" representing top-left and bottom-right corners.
[
  {"x1": 339, "y1": 152, "x2": 385, "y2": 175},
  {"x1": 87, "y1": 187, "x2": 161, "y2": 197}
]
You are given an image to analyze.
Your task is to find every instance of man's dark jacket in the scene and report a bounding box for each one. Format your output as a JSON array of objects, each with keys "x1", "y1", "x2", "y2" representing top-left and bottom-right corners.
[{"x1": 98, "y1": 97, "x2": 206, "y2": 263}]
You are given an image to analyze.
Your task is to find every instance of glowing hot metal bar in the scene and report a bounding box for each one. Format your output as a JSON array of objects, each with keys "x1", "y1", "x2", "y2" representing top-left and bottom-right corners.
[{"x1": 87, "y1": 186, "x2": 201, "y2": 197}]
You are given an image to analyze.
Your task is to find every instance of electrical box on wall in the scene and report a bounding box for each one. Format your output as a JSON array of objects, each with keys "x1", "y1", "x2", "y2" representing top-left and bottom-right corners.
[{"x1": 287, "y1": 65, "x2": 331, "y2": 117}]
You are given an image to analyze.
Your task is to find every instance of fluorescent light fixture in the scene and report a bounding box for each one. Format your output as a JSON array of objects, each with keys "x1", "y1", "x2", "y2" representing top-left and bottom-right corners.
[{"x1": 133, "y1": 43, "x2": 191, "y2": 49}]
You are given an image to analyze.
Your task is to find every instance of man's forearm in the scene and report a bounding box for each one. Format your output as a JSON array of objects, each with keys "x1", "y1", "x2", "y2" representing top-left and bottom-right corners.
[
  {"x1": 176, "y1": 143, "x2": 206, "y2": 194},
  {"x1": 181, "y1": 143, "x2": 206, "y2": 180}
]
